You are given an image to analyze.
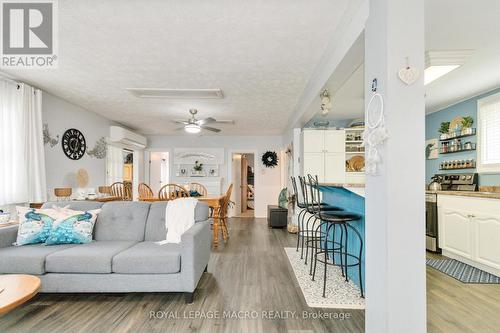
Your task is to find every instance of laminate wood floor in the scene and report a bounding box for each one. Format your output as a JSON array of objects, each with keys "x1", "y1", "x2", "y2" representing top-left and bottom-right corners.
[
  {"x1": 1, "y1": 218, "x2": 499, "y2": 333},
  {"x1": 0, "y1": 217, "x2": 364, "y2": 333}
]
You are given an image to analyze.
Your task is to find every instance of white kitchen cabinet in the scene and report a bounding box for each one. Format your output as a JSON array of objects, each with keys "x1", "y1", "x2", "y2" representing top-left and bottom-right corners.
[
  {"x1": 439, "y1": 208, "x2": 474, "y2": 259},
  {"x1": 302, "y1": 129, "x2": 347, "y2": 182},
  {"x1": 438, "y1": 195, "x2": 500, "y2": 276},
  {"x1": 323, "y1": 131, "x2": 345, "y2": 153},
  {"x1": 303, "y1": 152, "x2": 325, "y2": 182},
  {"x1": 324, "y1": 153, "x2": 345, "y2": 183},
  {"x1": 474, "y1": 213, "x2": 500, "y2": 271},
  {"x1": 303, "y1": 130, "x2": 325, "y2": 153}
]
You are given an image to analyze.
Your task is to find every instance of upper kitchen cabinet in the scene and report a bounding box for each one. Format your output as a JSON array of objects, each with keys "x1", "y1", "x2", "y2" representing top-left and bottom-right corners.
[{"x1": 303, "y1": 129, "x2": 362, "y2": 183}]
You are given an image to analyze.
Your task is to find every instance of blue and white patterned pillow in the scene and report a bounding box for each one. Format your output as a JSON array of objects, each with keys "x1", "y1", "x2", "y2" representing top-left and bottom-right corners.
[
  {"x1": 15, "y1": 207, "x2": 59, "y2": 246},
  {"x1": 45, "y1": 209, "x2": 101, "y2": 245}
]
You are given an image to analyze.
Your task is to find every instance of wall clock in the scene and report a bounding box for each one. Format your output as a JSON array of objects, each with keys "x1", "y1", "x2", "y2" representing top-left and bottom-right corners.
[
  {"x1": 62, "y1": 128, "x2": 86, "y2": 160},
  {"x1": 262, "y1": 151, "x2": 278, "y2": 168}
]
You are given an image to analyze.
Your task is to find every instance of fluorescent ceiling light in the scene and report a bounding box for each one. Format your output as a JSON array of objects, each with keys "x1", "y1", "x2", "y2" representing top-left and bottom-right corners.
[
  {"x1": 185, "y1": 124, "x2": 201, "y2": 134},
  {"x1": 424, "y1": 50, "x2": 473, "y2": 85},
  {"x1": 424, "y1": 65, "x2": 460, "y2": 85}
]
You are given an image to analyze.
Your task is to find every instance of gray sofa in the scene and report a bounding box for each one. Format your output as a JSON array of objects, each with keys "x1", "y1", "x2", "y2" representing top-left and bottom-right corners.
[{"x1": 0, "y1": 200, "x2": 211, "y2": 303}]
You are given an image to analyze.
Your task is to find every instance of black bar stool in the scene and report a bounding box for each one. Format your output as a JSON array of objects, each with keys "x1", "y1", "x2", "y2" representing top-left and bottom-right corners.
[
  {"x1": 299, "y1": 175, "x2": 343, "y2": 266},
  {"x1": 308, "y1": 175, "x2": 364, "y2": 298}
]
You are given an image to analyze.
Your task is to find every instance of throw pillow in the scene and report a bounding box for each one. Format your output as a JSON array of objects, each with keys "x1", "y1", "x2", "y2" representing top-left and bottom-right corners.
[
  {"x1": 45, "y1": 209, "x2": 101, "y2": 245},
  {"x1": 15, "y1": 207, "x2": 60, "y2": 245}
]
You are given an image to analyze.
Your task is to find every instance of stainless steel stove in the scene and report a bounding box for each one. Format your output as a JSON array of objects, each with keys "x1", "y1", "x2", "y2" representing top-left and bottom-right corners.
[
  {"x1": 433, "y1": 172, "x2": 478, "y2": 191},
  {"x1": 426, "y1": 172, "x2": 478, "y2": 252}
]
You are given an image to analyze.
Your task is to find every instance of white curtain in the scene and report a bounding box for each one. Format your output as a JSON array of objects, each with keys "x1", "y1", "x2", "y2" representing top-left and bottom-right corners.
[
  {"x1": 0, "y1": 81, "x2": 46, "y2": 205},
  {"x1": 24, "y1": 84, "x2": 47, "y2": 202},
  {"x1": 106, "y1": 145, "x2": 124, "y2": 185}
]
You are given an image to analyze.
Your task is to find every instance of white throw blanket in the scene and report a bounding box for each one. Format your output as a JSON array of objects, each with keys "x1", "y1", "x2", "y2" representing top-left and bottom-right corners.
[{"x1": 156, "y1": 197, "x2": 198, "y2": 244}]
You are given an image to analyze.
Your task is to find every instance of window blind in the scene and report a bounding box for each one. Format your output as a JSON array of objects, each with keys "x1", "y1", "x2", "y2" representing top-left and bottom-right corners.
[{"x1": 480, "y1": 96, "x2": 500, "y2": 165}]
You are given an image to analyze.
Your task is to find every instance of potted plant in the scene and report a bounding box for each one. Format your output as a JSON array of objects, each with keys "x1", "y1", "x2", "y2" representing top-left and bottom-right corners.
[
  {"x1": 461, "y1": 116, "x2": 474, "y2": 135},
  {"x1": 439, "y1": 122, "x2": 450, "y2": 140}
]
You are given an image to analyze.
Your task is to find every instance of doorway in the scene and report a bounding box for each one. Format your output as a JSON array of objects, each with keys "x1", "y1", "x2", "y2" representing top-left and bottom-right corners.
[
  {"x1": 149, "y1": 151, "x2": 169, "y2": 195},
  {"x1": 231, "y1": 153, "x2": 255, "y2": 217}
]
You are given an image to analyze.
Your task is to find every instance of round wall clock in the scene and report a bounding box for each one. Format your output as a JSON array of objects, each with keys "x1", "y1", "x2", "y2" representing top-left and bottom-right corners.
[
  {"x1": 62, "y1": 128, "x2": 86, "y2": 160},
  {"x1": 262, "y1": 151, "x2": 278, "y2": 168}
]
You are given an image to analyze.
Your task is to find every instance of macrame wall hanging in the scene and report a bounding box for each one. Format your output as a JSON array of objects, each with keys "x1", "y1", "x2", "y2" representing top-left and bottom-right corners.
[{"x1": 362, "y1": 90, "x2": 388, "y2": 175}]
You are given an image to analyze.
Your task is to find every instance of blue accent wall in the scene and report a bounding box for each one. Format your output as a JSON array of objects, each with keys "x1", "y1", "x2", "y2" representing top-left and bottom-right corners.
[{"x1": 426, "y1": 88, "x2": 500, "y2": 186}]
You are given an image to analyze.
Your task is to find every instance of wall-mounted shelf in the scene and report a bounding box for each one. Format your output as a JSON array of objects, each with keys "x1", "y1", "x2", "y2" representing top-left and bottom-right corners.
[
  {"x1": 439, "y1": 128, "x2": 476, "y2": 141},
  {"x1": 439, "y1": 144, "x2": 476, "y2": 154}
]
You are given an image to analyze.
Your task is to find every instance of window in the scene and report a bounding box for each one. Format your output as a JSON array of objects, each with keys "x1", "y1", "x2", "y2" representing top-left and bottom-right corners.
[{"x1": 478, "y1": 92, "x2": 500, "y2": 173}]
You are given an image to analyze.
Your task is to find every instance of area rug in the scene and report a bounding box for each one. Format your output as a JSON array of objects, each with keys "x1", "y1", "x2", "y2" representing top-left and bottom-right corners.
[
  {"x1": 284, "y1": 247, "x2": 365, "y2": 309},
  {"x1": 426, "y1": 258, "x2": 500, "y2": 284}
]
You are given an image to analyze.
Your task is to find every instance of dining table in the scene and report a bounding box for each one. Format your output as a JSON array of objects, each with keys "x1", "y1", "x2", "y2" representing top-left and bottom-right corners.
[{"x1": 139, "y1": 195, "x2": 226, "y2": 247}]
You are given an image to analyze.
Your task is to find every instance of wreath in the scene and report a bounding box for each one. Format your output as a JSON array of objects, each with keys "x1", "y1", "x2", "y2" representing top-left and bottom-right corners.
[{"x1": 262, "y1": 151, "x2": 278, "y2": 168}]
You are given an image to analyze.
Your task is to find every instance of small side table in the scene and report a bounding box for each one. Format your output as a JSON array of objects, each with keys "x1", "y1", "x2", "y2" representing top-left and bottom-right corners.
[
  {"x1": 267, "y1": 205, "x2": 288, "y2": 228},
  {"x1": 0, "y1": 274, "x2": 41, "y2": 314}
]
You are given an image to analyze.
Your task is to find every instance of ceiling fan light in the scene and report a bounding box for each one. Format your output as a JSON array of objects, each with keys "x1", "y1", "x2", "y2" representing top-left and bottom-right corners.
[{"x1": 185, "y1": 124, "x2": 201, "y2": 134}]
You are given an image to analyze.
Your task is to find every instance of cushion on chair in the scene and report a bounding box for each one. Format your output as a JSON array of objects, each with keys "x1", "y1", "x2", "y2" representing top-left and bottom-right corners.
[
  {"x1": 144, "y1": 201, "x2": 209, "y2": 241},
  {"x1": 45, "y1": 241, "x2": 137, "y2": 273},
  {"x1": 94, "y1": 201, "x2": 151, "y2": 241},
  {"x1": 112, "y1": 242, "x2": 181, "y2": 274},
  {"x1": 0, "y1": 244, "x2": 76, "y2": 274}
]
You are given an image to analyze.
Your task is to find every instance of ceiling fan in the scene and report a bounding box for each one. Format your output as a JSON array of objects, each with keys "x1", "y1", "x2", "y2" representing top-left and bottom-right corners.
[{"x1": 172, "y1": 109, "x2": 234, "y2": 134}]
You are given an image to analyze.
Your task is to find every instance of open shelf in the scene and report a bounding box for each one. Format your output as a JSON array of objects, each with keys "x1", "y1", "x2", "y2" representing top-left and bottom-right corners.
[
  {"x1": 439, "y1": 144, "x2": 476, "y2": 154},
  {"x1": 439, "y1": 128, "x2": 476, "y2": 141}
]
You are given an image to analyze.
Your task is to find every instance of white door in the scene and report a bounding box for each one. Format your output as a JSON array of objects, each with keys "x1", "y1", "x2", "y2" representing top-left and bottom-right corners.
[
  {"x1": 303, "y1": 130, "x2": 324, "y2": 153},
  {"x1": 440, "y1": 208, "x2": 473, "y2": 259},
  {"x1": 324, "y1": 152, "x2": 345, "y2": 183},
  {"x1": 303, "y1": 152, "x2": 325, "y2": 182},
  {"x1": 474, "y1": 213, "x2": 500, "y2": 270},
  {"x1": 324, "y1": 130, "x2": 345, "y2": 153}
]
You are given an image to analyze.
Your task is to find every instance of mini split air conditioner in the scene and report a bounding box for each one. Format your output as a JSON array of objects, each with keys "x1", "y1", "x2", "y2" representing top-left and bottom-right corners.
[{"x1": 109, "y1": 126, "x2": 147, "y2": 149}]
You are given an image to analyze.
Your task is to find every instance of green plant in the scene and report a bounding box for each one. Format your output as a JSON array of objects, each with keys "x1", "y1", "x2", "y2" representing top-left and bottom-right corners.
[
  {"x1": 439, "y1": 122, "x2": 450, "y2": 134},
  {"x1": 462, "y1": 116, "x2": 474, "y2": 128},
  {"x1": 193, "y1": 160, "x2": 203, "y2": 171}
]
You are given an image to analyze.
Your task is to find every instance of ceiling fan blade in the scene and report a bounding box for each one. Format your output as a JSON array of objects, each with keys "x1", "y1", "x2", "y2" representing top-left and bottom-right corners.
[
  {"x1": 212, "y1": 120, "x2": 235, "y2": 124},
  {"x1": 172, "y1": 120, "x2": 189, "y2": 125},
  {"x1": 200, "y1": 125, "x2": 221, "y2": 133},
  {"x1": 174, "y1": 127, "x2": 185, "y2": 131},
  {"x1": 196, "y1": 117, "x2": 216, "y2": 125}
]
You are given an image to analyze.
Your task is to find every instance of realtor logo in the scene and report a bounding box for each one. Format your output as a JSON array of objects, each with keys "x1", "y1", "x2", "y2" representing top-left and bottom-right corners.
[{"x1": 1, "y1": 0, "x2": 58, "y2": 68}]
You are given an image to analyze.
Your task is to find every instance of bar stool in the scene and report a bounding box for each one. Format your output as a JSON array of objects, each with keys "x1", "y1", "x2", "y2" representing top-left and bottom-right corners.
[
  {"x1": 308, "y1": 175, "x2": 364, "y2": 298},
  {"x1": 298, "y1": 175, "x2": 343, "y2": 266}
]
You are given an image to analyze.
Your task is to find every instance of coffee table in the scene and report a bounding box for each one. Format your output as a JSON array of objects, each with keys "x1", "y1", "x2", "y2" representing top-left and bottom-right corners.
[{"x1": 0, "y1": 275, "x2": 41, "y2": 314}]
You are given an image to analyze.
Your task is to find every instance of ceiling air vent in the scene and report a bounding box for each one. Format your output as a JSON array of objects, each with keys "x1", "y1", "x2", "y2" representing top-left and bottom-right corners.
[{"x1": 126, "y1": 88, "x2": 224, "y2": 99}]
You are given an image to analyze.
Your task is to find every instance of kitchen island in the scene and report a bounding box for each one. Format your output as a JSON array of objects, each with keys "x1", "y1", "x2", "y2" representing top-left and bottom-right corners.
[{"x1": 318, "y1": 183, "x2": 365, "y2": 290}]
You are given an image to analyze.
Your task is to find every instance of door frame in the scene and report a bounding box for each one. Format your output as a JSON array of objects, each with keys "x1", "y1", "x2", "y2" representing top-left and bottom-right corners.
[
  {"x1": 227, "y1": 149, "x2": 259, "y2": 217},
  {"x1": 144, "y1": 148, "x2": 172, "y2": 190}
]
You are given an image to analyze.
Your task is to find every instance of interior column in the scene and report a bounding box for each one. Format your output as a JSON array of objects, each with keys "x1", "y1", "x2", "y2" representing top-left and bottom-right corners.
[{"x1": 364, "y1": 0, "x2": 426, "y2": 332}]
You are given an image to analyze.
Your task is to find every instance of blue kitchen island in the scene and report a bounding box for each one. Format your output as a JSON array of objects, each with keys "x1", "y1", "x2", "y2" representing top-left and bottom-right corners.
[{"x1": 319, "y1": 184, "x2": 365, "y2": 290}]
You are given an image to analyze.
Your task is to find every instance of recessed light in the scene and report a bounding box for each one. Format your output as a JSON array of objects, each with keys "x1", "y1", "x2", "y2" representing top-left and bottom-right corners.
[{"x1": 424, "y1": 50, "x2": 473, "y2": 85}]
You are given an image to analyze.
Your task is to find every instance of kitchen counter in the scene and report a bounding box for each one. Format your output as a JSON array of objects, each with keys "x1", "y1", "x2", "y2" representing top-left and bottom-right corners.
[
  {"x1": 426, "y1": 190, "x2": 500, "y2": 200},
  {"x1": 319, "y1": 182, "x2": 365, "y2": 188}
]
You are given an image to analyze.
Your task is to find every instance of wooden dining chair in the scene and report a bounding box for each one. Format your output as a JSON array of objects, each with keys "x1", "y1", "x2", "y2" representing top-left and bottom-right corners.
[
  {"x1": 188, "y1": 182, "x2": 208, "y2": 197},
  {"x1": 158, "y1": 184, "x2": 190, "y2": 200},
  {"x1": 110, "y1": 182, "x2": 125, "y2": 199},
  {"x1": 218, "y1": 184, "x2": 233, "y2": 241},
  {"x1": 138, "y1": 183, "x2": 154, "y2": 199},
  {"x1": 54, "y1": 188, "x2": 72, "y2": 201},
  {"x1": 123, "y1": 182, "x2": 133, "y2": 200}
]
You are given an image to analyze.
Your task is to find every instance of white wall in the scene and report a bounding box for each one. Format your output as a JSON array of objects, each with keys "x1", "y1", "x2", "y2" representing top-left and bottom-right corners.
[
  {"x1": 147, "y1": 135, "x2": 284, "y2": 218},
  {"x1": 42, "y1": 93, "x2": 115, "y2": 200}
]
